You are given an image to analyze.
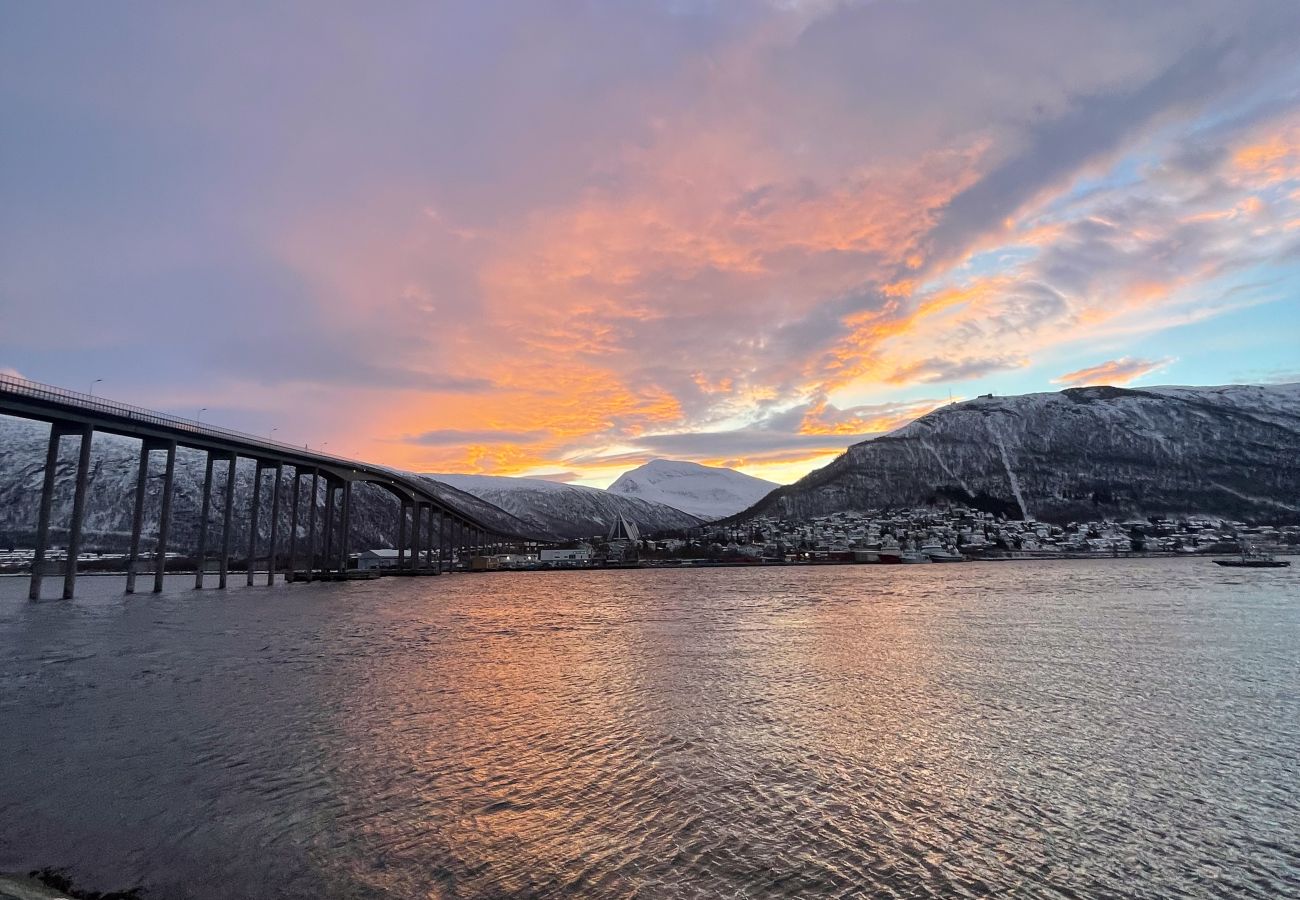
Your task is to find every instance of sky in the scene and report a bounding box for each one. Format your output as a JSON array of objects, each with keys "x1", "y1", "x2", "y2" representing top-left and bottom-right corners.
[{"x1": 3, "y1": 1, "x2": 1299, "y2": 487}]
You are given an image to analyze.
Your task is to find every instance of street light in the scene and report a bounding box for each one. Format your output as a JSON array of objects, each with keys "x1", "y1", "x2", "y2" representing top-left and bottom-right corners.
[
  {"x1": 270, "y1": 426, "x2": 278, "y2": 440},
  {"x1": 89, "y1": 378, "x2": 102, "y2": 397},
  {"x1": 197, "y1": 407, "x2": 207, "y2": 424}
]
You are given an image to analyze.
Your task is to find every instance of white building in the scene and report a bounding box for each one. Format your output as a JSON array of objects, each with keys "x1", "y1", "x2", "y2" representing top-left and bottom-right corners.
[
  {"x1": 352, "y1": 548, "x2": 402, "y2": 571},
  {"x1": 540, "y1": 548, "x2": 592, "y2": 565}
]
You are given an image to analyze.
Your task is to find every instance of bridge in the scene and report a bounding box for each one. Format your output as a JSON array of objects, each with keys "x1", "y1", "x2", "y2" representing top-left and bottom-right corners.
[{"x1": 1, "y1": 374, "x2": 532, "y2": 599}]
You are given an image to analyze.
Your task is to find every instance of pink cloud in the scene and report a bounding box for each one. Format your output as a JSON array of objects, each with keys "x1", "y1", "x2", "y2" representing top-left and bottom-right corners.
[{"x1": 1053, "y1": 357, "x2": 1176, "y2": 387}]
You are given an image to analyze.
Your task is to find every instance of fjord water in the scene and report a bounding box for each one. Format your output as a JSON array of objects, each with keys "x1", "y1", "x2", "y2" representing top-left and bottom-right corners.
[{"x1": 1, "y1": 562, "x2": 1297, "y2": 899}]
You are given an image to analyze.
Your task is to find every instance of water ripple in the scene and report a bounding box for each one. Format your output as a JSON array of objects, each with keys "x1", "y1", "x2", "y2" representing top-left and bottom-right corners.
[{"x1": 0, "y1": 560, "x2": 1297, "y2": 898}]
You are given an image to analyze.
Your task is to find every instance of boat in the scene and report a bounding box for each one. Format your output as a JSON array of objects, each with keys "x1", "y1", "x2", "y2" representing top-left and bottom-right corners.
[
  {"x1": 917, "y1": 539, "x2": 965, "y2": 563},
  {"x1": 1213, "y1": 557, "x2": 1290, "y2": 568},
  {"x1": 876, "y1": 537, "x2": 903, "y2": 564},
  {"x1": 1213, "y1": 548, "x2": 1290, "y2": 568}
]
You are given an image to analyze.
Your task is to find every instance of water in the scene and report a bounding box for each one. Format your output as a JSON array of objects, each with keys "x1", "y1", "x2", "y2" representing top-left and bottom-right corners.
[{"x1": 1, "y1": 560, "x2": 1297, "y2": 899}]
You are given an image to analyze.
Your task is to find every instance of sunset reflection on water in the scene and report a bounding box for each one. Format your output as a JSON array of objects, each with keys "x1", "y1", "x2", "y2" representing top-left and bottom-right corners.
[{"x1": 0, "y1": 562, "x2": 1296, "y2": 898}]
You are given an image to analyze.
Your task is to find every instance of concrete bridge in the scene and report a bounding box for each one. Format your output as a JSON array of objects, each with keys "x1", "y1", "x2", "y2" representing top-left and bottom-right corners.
[{"x1": 1, "y1": 374, "x2": 528, "y2": 599}]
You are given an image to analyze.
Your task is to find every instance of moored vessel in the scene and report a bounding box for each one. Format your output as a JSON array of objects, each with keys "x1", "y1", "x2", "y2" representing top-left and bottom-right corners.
[{"x1": 1213, "y1": 548, "x2": 1290, "y2": 568}]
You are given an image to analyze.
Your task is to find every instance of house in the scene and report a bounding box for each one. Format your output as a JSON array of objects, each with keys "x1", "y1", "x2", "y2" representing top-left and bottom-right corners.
[
  {"x1": 540, "y1": 547, "x2": 592, "y2": 565},
  {"x1": 352, "y1": 548, "x2": 402, "y2": 571}
]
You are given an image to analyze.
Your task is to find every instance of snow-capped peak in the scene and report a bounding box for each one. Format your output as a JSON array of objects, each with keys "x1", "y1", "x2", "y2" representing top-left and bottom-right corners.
[{"x1": 607, "y1": 459, "x2": 777, "y2": 521}]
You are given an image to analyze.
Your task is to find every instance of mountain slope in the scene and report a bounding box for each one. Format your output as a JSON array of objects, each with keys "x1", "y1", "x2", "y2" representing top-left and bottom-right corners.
[
  {"x1": 728, "y1": 383, "x2": 1300, "y2": 524},
  {"x1": 606, "y1": 459, "x2": 777, "y2": 520},
  {"x1": 428, "y1": 473, "x2": 702, "y2": 539}
]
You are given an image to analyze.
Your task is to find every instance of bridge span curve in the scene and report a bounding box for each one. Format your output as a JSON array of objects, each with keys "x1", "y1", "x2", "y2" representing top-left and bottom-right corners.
[{"x1": 0, "y1": 374, "x2": 534, "y2": 599}]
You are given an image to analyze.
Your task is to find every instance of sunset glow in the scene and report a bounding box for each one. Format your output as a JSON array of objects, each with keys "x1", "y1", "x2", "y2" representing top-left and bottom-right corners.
[{"x1": 3, "y1": 2, "x2": 1298, "y2": 487}]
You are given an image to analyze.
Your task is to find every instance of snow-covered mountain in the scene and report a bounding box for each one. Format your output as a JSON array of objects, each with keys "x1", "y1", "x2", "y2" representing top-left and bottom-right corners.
[
  {"x1": 427, "y1": 473, "x2": 702, "y2": 539},
  {"x1": 726, "y1": 383, "x2": 1300, "y2": 524},
  {"x1": 606, "y1": 459, "x2": 777, "y2": 520}
]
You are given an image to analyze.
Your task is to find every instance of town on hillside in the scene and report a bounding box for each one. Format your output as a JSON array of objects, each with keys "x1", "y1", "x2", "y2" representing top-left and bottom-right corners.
[{"x1": 435, "y1": 506, "x2": 1300, "y2": 570}]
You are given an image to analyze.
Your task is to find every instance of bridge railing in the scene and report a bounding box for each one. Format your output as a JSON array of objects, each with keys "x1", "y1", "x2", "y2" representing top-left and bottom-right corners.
[
  {"x1": 0, "y1": 373, "x2": 380, "y2": 472},
  {"x1": 0, "y1": 373, "x2": 521, "y2": 537}
]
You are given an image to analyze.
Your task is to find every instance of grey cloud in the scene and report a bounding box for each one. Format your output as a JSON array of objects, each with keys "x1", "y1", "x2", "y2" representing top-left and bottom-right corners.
[
  {"x1": 568, "y1": 429, "x2": 871, "y2": 466},
  {"x1": 921, "y1": 36, "x2": 1267, "y2": 279},
  {"x1": 403, "y1": 428, "x2": 549, "y2": 446},
  {"x1": 888, "y1": 355, "x2": 1027, "y2": 385}
]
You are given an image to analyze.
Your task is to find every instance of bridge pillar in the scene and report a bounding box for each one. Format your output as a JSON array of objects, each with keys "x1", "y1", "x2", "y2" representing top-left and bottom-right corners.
[
  {"x1": 152, "y1": 440, "x2": 176, "y2": 593},
  {"x1": 267, "y1": 463, "x2": 282, "y2": 586},
  {"x1": 29, "y1": 423, "x2": 65, "y2": 601},
  {"x1": 194, "y1": 451, "x2": 215, "y2": 589},
  {"x1": 306, "y1": 469, "x2": 320, "y2": 576},
  {"x1": 246, "y1": 462, "x2": 264, "y2": 586},
  {"x1": 424, "y1": 505, "x2": 435, "y2": 570},
  {"x1": 125, "y1": 441, "x2": 151, "y2": 594},
  {"x1": 339, "y1": 480, "x2": 352, "y2": 573},
  {"x1": 397, "y1": 502, "x2": 408, "y2": 569},
  {"x1": 410, "y1": 501, "x2": 422, "y2": 570},
  {"x1": 322, "y1": 481, "x2": 335, "y2": 574},
  {"x1": 219, "y1": 453, "x2": 237, "y2": 589},
  {"x1": 287, "y1": 469, "x2": 302, "y2": 579},
  {"x1": 62, "y1": 424, "x2": 94, "y2": 600},
  {"x1": 437, "y1": 511, "x2": 446, "y2": 573},
  {"x1": 445, "y1": 515, "x2": 452, "y2": 573}
]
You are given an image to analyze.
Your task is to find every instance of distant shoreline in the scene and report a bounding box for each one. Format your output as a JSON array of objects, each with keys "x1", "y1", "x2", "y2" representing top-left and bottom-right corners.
[{"x1": 1, "y1": 550, "x2": 1295, "y2": 582}]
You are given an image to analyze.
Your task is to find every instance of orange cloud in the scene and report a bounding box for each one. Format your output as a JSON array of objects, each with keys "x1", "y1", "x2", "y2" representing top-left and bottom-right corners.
[
  {"x1": 1232, "y1": 124, "x2": 1300, "y2": 183},
  {"x1": 1053, "y1": 356, "x2": 1175, "y2": 387}
]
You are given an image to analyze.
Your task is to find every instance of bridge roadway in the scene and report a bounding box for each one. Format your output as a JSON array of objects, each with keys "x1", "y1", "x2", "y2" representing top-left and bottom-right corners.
[{"x1": 1, "y1": 374, "x2": 526, "y2": 600}]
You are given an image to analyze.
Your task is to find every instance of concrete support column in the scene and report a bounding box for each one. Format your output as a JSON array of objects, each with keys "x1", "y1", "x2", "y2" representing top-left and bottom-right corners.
[
  {"x1": 306, "y1": 469, "x2": 320, "y2": 574},
  {"x1": 338, "y1": 480, "x2": 351, "y2": 573},
  {"x1": 219, "y1": 454, "x2": 237, "y2": 589},
  {"x1": 424, "y1": 506, "x2": 435, "y2": 568},
  {"x1": 267, "y1": 464, "x2": 282, "y2": 586},
  {"x1": 411, "y1": 502, "x2": 423, "y2": 570},
  {"x1": 29, "y1": 425, "x2": 63, "y2": 601},
  {"x1": 322, "y1": 482, "x2": 336, "y2": 574},
  {"x1": 125, "y1": 441, "x2": 151, "y2": 595},
  {"x1": 152, "y1": 441, "x2": 176, "y2": 593},
  {"x1": 287, "y1": 469, "x2": 302, "y2": 579},
  {"x1": 194, "y1": 452, "x2": 214, "y2": 589},
  {"x1": 246, "y1": 463, "x2": 263, "y2": 586},
  {"x1": 62, "y1": 424, "x2": 94, "y2": 600},
  {"x1": 443, "y1": 514, "x2": 451, "y2": 573},
  {"x1": 437, "y1": 512, "x2": 446, "y2": 573},
  {"x1": 397, "y1": 503, "x2": 408, "y2": 569}
]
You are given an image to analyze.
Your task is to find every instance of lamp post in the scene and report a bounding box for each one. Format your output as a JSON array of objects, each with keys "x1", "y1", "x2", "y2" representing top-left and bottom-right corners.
[
  {"x1": 89, "y1": 378, "x2": 102, "y2": 397},
  {"x1": 197, "y1": 407, "x2": 206, "y2": 424}
]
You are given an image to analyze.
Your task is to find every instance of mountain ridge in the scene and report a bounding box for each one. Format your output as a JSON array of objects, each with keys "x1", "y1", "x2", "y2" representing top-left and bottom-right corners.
[
  {"x1": 724, "y1": 383, "x2": 1300, "y2": 525},
  {"x1": 427, "y1": 473, "x2": 703, "y2": 539}
]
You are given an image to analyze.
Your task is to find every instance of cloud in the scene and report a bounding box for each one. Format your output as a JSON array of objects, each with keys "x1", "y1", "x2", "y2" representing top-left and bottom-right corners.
[
  {"x1": 5, "y1": 1, "x2": 1300, "y2": 480},
  {"x1": 1053, "y1": 356, "x2": 1176, "y2": 387},
  {"x1": 887, "y1": 355, "x2": 1028, "y2": 385},
  {"x1": 403, "y1": 428, "x2": 550, "y2": 446}
]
